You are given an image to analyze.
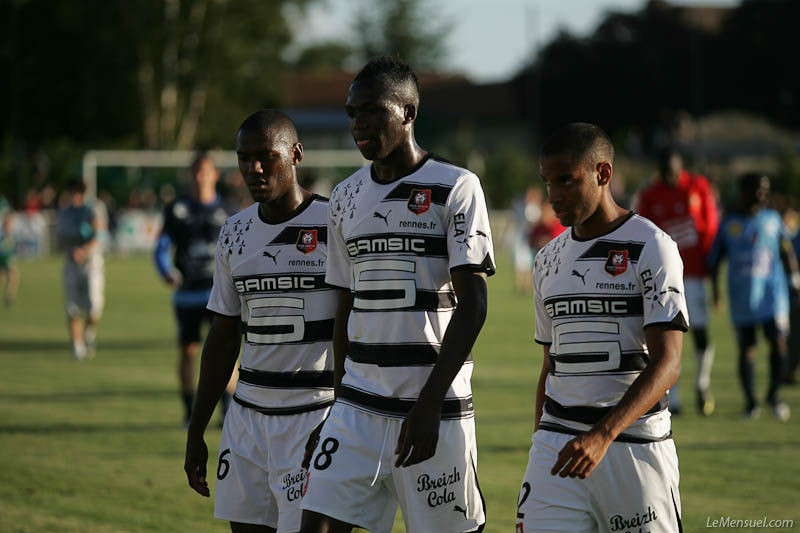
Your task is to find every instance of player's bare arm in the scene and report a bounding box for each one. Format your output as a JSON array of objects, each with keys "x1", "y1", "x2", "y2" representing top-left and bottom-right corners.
[
  {"x1": 534, "y1": 346, "x2": 551, "y2": 431},
  {"x1": 394, "y1": 270, "x2": 488, "y2": 467},
  {"x1": 301, "y1": 289, "x2": 352, "y2": 469},
  {"x1": 780, "y1": 235, "x2": 800, "y2": 302},
  {"x1": 551, "y1": 327, "x2": 683, "y2": 479},
  {"x1": 184, "y1": 314, "x2": 241, "y2": 497}
]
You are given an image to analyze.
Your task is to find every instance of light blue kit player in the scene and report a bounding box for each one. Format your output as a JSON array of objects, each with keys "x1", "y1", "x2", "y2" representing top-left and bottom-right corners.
[{"x1": 709, "y1": 173, "x2": 800, "y2": 421}]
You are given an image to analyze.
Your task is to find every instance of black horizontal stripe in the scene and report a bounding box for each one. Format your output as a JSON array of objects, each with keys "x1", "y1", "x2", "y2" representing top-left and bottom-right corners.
[
  {"x1": 353, "y1": 289, "x2": 456, "y2": 312},
  {"x1": 346, "y1": 233, "x2": 447, "y2": 258},
  {"x1": 544, "y1": 395, "x2": 667, "y2": 425},
  {"x1": 538, "y1": 422, "x2": 672, "y2": 444},
  {"x1": 242, "y1": 318, "x2": 334, "y2": 344},
  {"x1": 268, "y1": 225, "x2": 328, "y2": 246},
  {"x1": 347, "y1": 342, "x2": 474, "y2": 366},
  {"x1": 543, "y1": 294, "x2": 644, "y2": 317},
  {"x1": 550, "y1": 351, "x2": 650, "y2": 373},
  {"x1": 238, "y1": 368, "x2": 334, "y2": 388},
  {"x1": 233, "y1": 395, "x2": 334, "y2": 416},
  {"x1": 338, "y1": 386, "x2": 473, "y2": 419},
  {"x1": 382, "y1": 182, "x2": 453, "y2": 205},
  {"x1": 233, "y1": 273, "x2": 331, "y2": 293},
  {"x1": 576, "y1": 239, "x2": 645, "y2": 262}
]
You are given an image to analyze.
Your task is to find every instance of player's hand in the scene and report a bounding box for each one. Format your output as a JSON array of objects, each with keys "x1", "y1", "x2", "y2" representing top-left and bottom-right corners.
[
  {"x1": 550, "y1": 430, "x2": 613, "y2": 479},
  {"x1": 184, "y1": 433, "x2": 210, "y2": 497},
  {"x1": 394, "y1": 398, "x2": 441, "y2": 467},
  {"x1": 166, "y1": 270, "x2": 183, "y2": 289},
  {"x1": 72, "y1": 247, "x2": 87, "y2": 264},
  {"x1": 302, "y1": 420, "x2": 326, "y2": 470}
]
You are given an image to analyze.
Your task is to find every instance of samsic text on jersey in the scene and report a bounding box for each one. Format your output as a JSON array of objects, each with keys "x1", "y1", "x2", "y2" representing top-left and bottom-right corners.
[
  {"x1": 207, "y1": 195, "x2": 336, "y2": 414},
  {"x1": 326, "y1": 155, "x2": 496, "y2": 420},
  {"x1": 533, "y1": 213, "x2": 688, "y2": 442}
]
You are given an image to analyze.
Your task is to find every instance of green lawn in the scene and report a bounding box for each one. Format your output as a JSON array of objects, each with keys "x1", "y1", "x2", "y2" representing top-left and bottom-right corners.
[{"x1": 0, "y1": 255, "x2": 798, "y2": 532}]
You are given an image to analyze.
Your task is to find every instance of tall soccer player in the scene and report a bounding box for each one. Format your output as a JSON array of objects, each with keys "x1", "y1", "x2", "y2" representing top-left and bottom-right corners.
[
  {"x1": 300, "y1": 57, "x2": 494, "y2": 533},
  {"x1": 636, "y1": 148, "x2": 718, "y2": 415},
  {"x1": 709, "y1": 173, "x2": 799, "y2": 421},
  {"x1": 155, "y1": 152, "x2": 237, "y2": 425},
  {"x1": 517, "y1": 123, "x2": 686, "y2": 533},
  {"x1": 184, "y1": 110, "x2": 337, "y2": 532}
]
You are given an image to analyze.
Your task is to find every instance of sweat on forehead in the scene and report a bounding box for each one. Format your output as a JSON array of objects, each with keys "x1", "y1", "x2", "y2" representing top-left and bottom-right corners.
[{"x1": 541, "y1": 122, "x2": 615, "y2": 165}]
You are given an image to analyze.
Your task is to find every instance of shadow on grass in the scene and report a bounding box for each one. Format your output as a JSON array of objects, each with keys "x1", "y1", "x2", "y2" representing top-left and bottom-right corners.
[
  {"x1": 0, "y1": 388, "x2": 178, "y2": 402},
  {"x1": 0, "y1": 422, "x2": 183, "y2": 434},
  {"x1": 0, "y1": 338, "x2": 171, "y2": 353}
]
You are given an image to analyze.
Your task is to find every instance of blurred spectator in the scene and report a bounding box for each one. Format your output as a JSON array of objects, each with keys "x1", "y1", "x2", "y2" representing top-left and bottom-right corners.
[
  {"x1": 510, "y1": 187, "x2": 542, "y2": 293},
  {"x1": 636, "y1": 148, "x2": 719, "y2": 416},
  {"x1": 709, "y1": 174, "x2": 800, "y2": 421},
  {"x1": 0, "y1": 195, "x2": 19, "y2": 306},
  {"x1": 56, "y1": 179, "x2": 104, "y2": 360}
]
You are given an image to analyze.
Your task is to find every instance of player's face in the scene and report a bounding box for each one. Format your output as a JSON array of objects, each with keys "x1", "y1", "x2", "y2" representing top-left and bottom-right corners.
[
  {"x1": 540, "y1": 154, "x2": 602, "y2": 227},
  {"x1": 191, "y1": 159, "x2": 219, "y2": 190},
  {"x1": 236, "y1": 129, "x2": 298, "y2": 204},
  {"x1": 345, "y1": 80, "x2": 407, "y2": 161}
]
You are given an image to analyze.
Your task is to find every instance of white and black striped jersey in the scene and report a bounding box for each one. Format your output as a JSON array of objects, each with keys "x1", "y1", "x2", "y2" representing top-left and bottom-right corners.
[
  {"x1": 207, "y1": 195, "x2": 336, "y2": 414},
  {"x1": 326, "y1": 154, "x2": 495, "y2": 420},
  {"x1": 533, "y1": 213, "x2": 688, "y2": 442}
]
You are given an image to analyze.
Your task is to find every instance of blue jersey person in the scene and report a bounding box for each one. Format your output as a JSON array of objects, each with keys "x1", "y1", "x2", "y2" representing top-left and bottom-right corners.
[
  {"x1": 709, "y1": 174, "x2": 800, "y2": 421},
  {"x1": 155, "y1": 153, "x2": 237, "y2": 425}
]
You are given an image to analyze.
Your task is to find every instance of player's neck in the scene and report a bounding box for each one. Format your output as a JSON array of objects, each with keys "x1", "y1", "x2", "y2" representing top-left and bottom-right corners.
[
  {"x1": 371, "y1": 139, "x2": 427, "y2": 184},
  {"x1": 197, "y1": 187, "x2": 217, "y2": 204},
  {"x1": 573, "y1": 198, "x2": 630, "y2": 240},
  {"x1": 258, "y1": 187, "x2": 312, "y2": 224}
]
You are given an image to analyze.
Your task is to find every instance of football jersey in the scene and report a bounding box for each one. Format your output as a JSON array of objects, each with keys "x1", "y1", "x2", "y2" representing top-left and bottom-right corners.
[
  {"x1": 57, "y1": 204, "x2": 100, "y2": 264},
  {"x1": 326, "y1": 154, "x2": 496, "y2": 420},
  {"x1": 635, "y1": 171, "x2": 718, "y2": 277},
  {"x1": 533, "y1": 213, "x2": 688, "y2": 441},
  {"x1": 708, "y1": 209, "x2": 789, "y2": 325},
  {"x1": 161, "y1": 196, "x2": 233, "y2": 291},
  {"x1": 207, "y1": 195, "x2": 336, "y2": 414}
]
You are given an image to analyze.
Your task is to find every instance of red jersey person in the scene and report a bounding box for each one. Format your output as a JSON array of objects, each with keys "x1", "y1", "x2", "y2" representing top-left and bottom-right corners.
[{"x1": 635, "y1": 149, "x2": 719, "y2": 415}]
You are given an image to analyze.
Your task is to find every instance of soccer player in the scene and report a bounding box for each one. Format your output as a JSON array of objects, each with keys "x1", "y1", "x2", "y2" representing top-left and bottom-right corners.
[
  {"x1": 709, "y1": 173, "x2": 800, "y2": 421},
  {"x1": 155, "y1": 152, "x2": 237, "y2": 425},
  {"x1": 57, "y1": 179, "x2": 105, "y2": 360},
  {"x1": 184, "y1": 110, "x2": 337, "y2": 532},
  {"x1": 636, "y1": 148, "x2": 718, "y2": 415},
  {"x1": 517, "y1": 123, "x2": 686, "y2": 533},
  {"x1": 300, "y1": 57, "x2": 494, "y2": 533}
]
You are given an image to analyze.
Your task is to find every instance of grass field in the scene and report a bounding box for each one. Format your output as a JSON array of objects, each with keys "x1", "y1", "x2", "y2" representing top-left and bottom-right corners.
[{"x1": 1, "y1": 254, "x2": 798, "y2": 532}]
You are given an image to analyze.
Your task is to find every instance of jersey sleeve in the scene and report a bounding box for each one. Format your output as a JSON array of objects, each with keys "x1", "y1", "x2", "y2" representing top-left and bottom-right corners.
[
  {"x1": 533, "y1": 251, "x2": 552, "y2": 344},
  {"x1": 445, "y1": 173, "x2": 496, "y2": 275},
  {"x1": 639, "y1": 232, "x2": 689, "y2": 330},
  {"x1": 206, "y1": 227, "x2": 241, "y2": 317},
  {"x1": 160, "y1": 202, "x2": 176, "y2": 239},
  {"x1": 324, "y1": 188, "x2": 352, "y2": 290}
]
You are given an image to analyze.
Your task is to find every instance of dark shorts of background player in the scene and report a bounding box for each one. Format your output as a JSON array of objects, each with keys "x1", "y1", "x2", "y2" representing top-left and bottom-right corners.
[{"x1": 174, "y1": 304, "x2": 215, "y2": 344}]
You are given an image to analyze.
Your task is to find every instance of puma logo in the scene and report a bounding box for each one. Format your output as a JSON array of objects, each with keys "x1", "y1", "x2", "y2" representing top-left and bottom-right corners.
[
  {"x1": 263, "y1": 249, "x2": 281, "y2": 264},
  {"x1": 373, "y1": 209, "x2": 391, "y2": 226},
  {"x1": 571, "y1": 268, "x2": 589, "y2": 285},
  {"x1": 453, "y1": 504, "x2": 468, "y2": 519}
]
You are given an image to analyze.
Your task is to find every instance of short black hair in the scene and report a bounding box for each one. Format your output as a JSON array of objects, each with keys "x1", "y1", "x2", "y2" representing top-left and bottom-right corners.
[
  {"x1": 65, "y1": 178, "x2": 86, "y2": 194},
  {"x1": 238, "y1": 109, "x2": 299, "y2": 145},
  {"x1": 353, "y1": 56, "x2": 420, "y2": 106},
  {"x1": 739, "y1": 172, "x2": 769, "y2": 192},
  {"x1": 541, "y1": 122, "x2": 615, "y2": 165},
  {"x1": 190, "y1": 150, "x2": 213, "y2": 175},
  {"x1": 658, "y1": 146, "x2": 682, "y2": 173}
]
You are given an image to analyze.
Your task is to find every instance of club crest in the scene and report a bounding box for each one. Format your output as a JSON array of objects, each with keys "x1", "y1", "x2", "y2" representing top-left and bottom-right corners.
[
  {"x1": 296, "y1": 229, "x2": 318, "y2": 254},
  {"x1": 605, "y1": 250, "x2": 628, "y2": 276},
  {"x1": 407, "y1": 188, "x2": 431, "y2": 215}
]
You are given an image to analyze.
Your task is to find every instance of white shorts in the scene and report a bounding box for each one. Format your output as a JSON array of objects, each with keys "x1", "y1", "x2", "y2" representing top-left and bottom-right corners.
[
  {"x1": 517, "y1": 429, "x2": 681, "y2": 533},
  {"x1": 683, "y1": 277, "x2": 707, "y2": 328},
  {"x1": 214, "y1": 402, "x2": 329, "y2": 530},
  {"x1": 301, "y1": 402, "x2": 485, "y2": 533},
  {"x1": 63, "y1": 256, "x2": 104, "y2": 319}
]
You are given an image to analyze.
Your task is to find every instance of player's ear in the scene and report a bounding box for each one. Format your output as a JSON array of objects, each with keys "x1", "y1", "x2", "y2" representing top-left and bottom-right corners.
[
  {"x1": 403, "y1": 104, "x2": 417, "y2": 125},
  {"x1": 596, "y1": 161, "x2": 612, "y2": 186},
  {"x1": 292, "y1": 142, "x2": 303, "y2": 166}
]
